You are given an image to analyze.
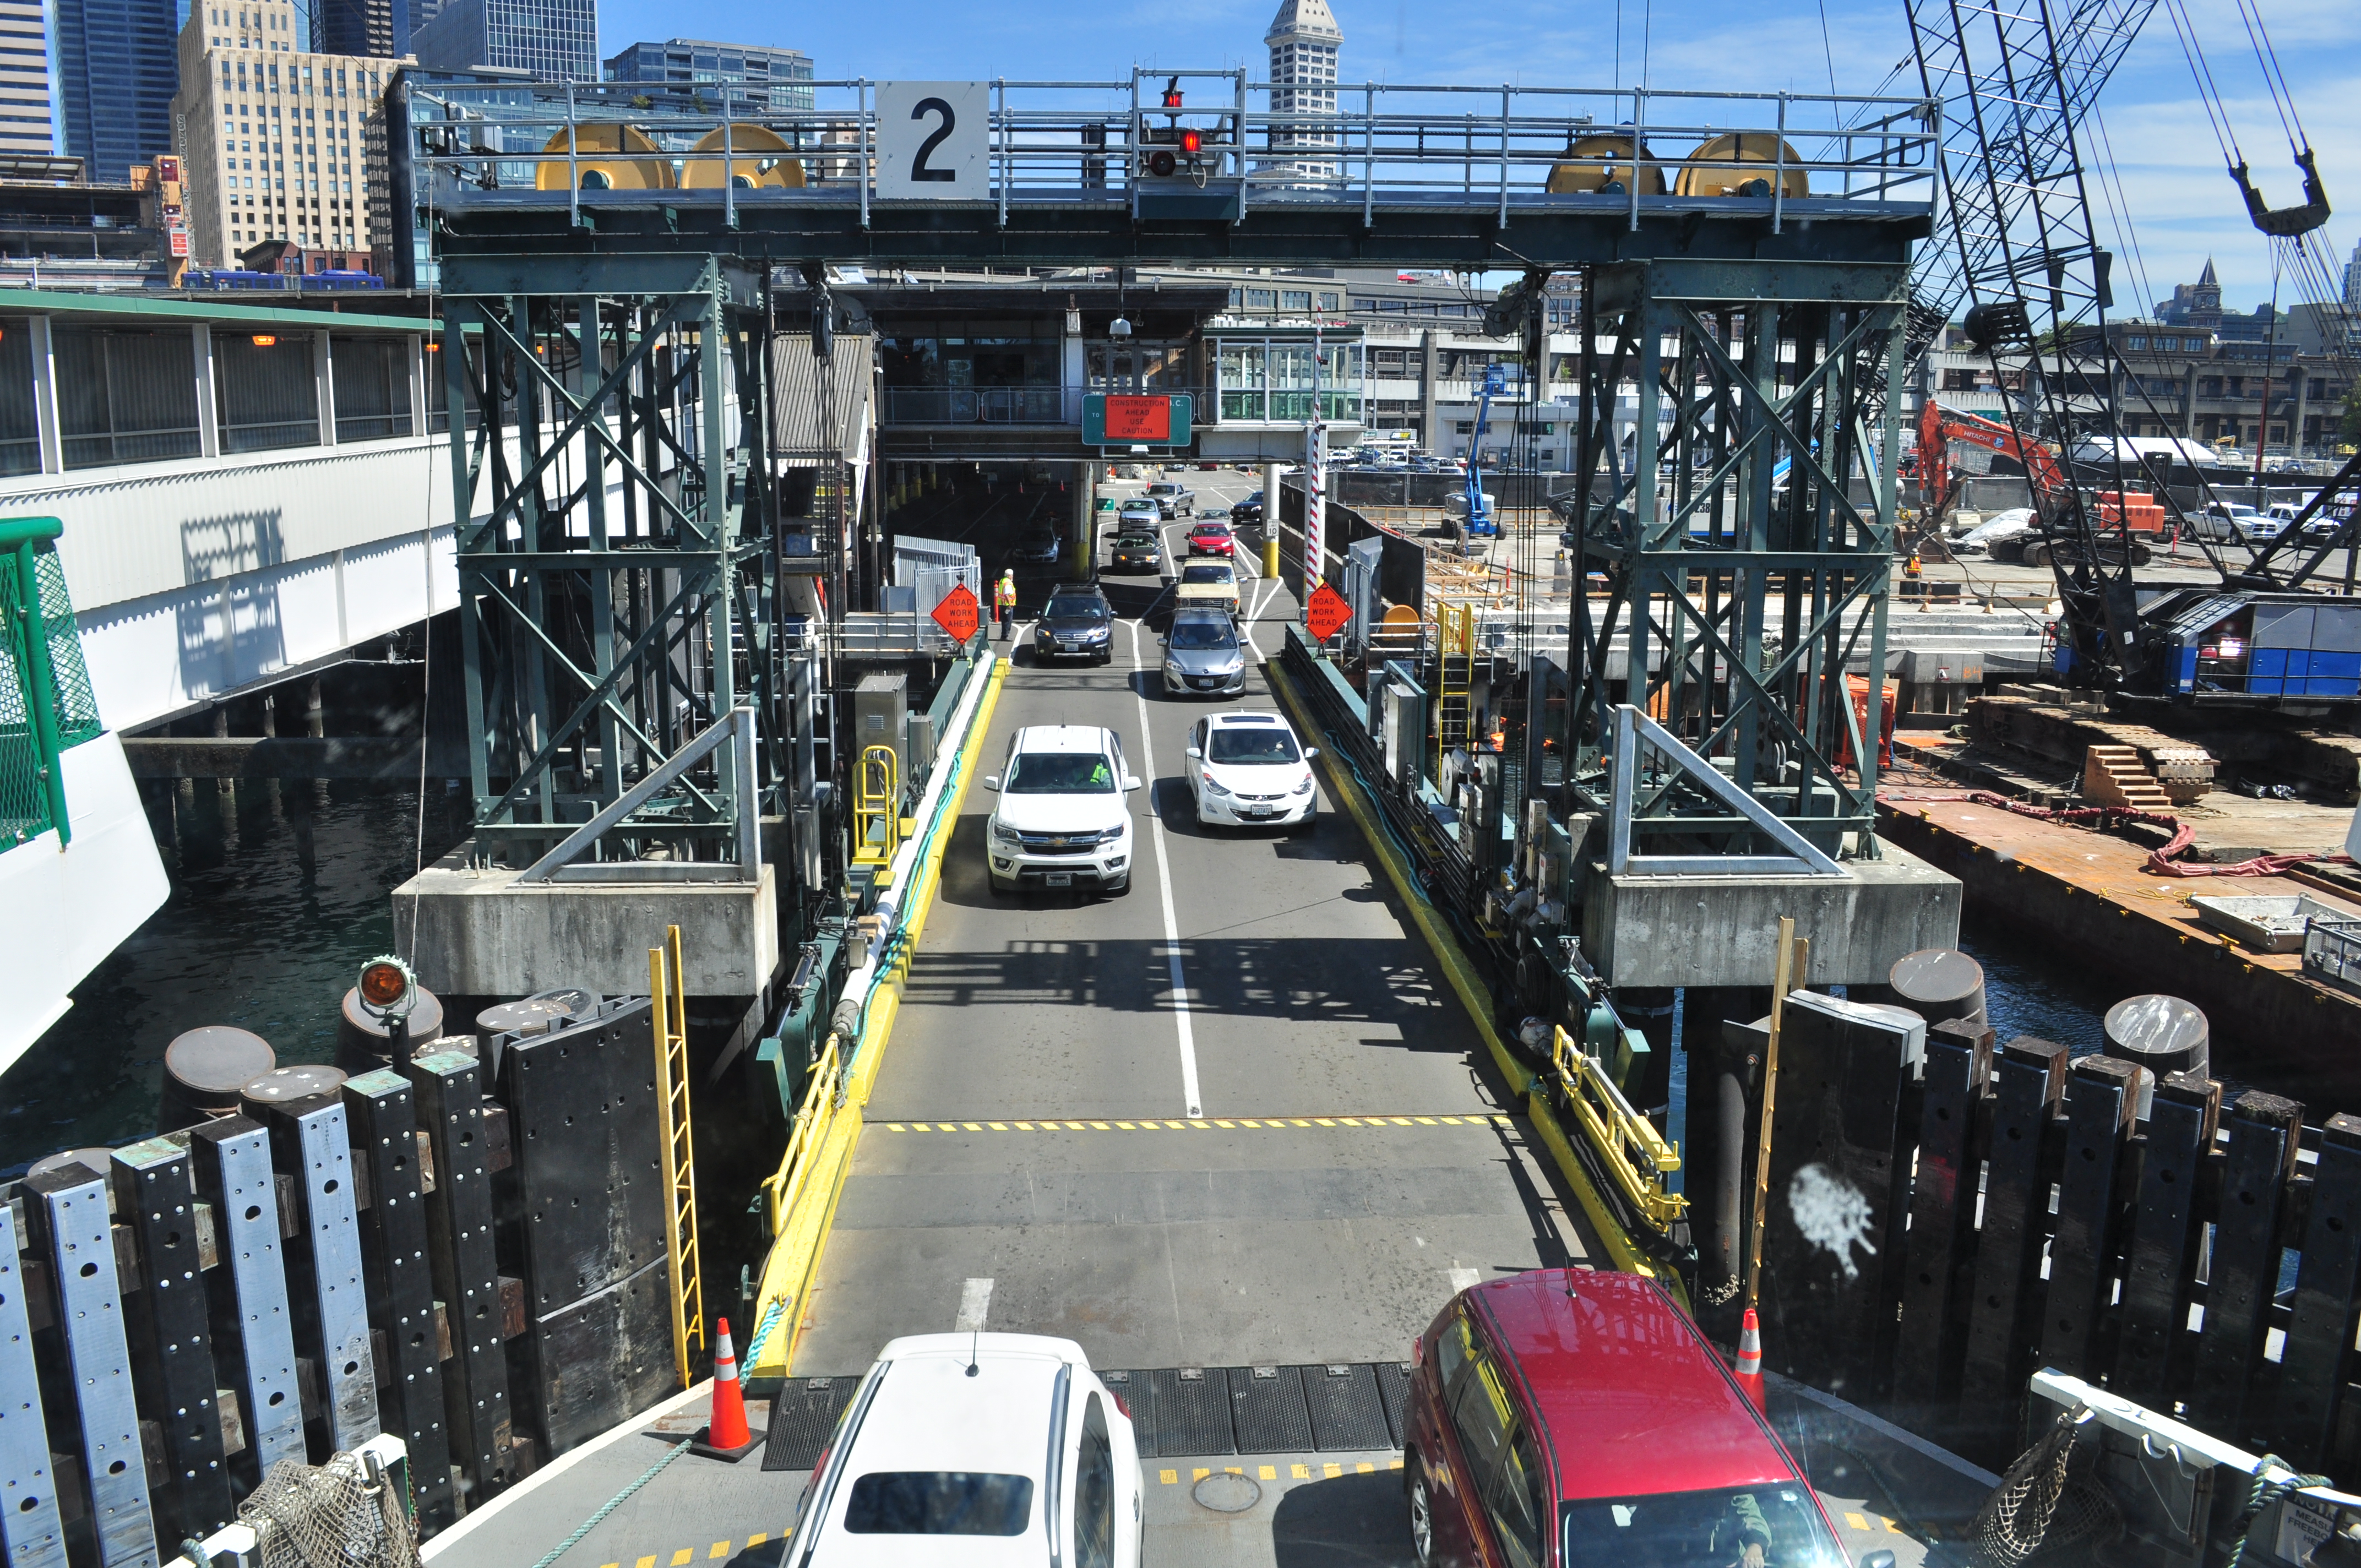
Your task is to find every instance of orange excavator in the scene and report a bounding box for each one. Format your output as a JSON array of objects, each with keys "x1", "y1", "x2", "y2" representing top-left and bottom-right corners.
[{"x1": 1916, "y1": 398, "x2": 2161, "y2": 566}]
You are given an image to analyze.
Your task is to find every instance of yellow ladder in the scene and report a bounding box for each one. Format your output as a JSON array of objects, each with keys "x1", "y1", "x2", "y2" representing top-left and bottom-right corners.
[
  {"x1": 852, "y1": 744, "x2": 902, "y2": 876},
  {"x1": 1435, "y1": 600, "x2": 1476, "y2": 783},
  {"x1": 650, "y1": 924, "x2": 704, "y2": 1390}
]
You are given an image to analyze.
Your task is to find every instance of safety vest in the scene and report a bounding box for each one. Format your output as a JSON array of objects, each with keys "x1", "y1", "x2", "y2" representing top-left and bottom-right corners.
[{"x1": 995, "y1": 580, "x2": 1017, "y2": 610}]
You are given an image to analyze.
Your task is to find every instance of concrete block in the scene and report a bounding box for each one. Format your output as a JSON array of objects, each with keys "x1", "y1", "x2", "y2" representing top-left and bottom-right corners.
[
  {"x1": 393, "y1": 852, "x2": 781, "y2": 999},
  {"x1": 1580, "y1": 837, "x2": 1962, "y2": 988}
]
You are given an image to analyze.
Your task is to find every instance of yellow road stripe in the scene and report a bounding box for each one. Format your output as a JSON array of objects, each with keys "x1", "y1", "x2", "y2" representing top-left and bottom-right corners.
[
  {"x1": 746, "y1": 1534, "x2": 766, "y2": 1547},
  {"x1": 872, "y1": 1114, "x2": 1500, "y2": 1132},
  {"x1": 1885, "y1": 1518, "x2": 1905, "y2": 1534},
  {"x1": 1357, "y1": 1462, "x2": 1375, "y2": 1473},
  {"x1": 636, "y1": 1557, "x2": 655, "y2": 1568},
  {"x1": 1845, "y1": 1513, "x2": 1868, "y2": 1531},
  {"x1": 1291, "y1": 1463, "x2": 1310, "y2": 1479},
  {"x1": 1193, "y1": 1468, "x2": 1211, "y2": 1482},
  {"x1": 672, "y1": 1551, "x2": 692, "y2": 1566},
  {"x1": 1259, "y1": 1465, "x2": 1277, "y2": 1480},
  {"x1": 1161, "y1": 1468, "x2": 1178, "y2": 1484},
  {"x1": 1323, "y1": 1462, "x2": 1343, "y2": 1478},
  {"x1": 710, "y1": 1544, "x2": 731, "y2": 1559}
]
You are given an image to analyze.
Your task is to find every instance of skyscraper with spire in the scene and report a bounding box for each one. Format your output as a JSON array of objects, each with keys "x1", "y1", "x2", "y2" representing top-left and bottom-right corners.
[{"x1": 1263, "y1": 0, "x2": 1342, "y2": 185}]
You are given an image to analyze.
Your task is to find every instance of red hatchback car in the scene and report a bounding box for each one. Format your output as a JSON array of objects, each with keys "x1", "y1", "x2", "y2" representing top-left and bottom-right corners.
[
  {"x1": 1404, "y1": 1270, "x2": 1888, "y2": 1568},
  {"x1": 1186, "y1": 519, "x2": 1236, "y2": 557}
]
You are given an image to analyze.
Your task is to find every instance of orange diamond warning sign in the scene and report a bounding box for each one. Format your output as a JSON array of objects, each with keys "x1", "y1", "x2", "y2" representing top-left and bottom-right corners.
[
  {"x1": 932, "y1": 582, "x2": 981, "y2": 642},
  {"x1": 1306, "y1": 581, "x2": 1352, "y2": 643}
]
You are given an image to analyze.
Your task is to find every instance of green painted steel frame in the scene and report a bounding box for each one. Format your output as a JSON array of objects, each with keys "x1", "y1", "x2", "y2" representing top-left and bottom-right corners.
[
  {"x1": 442, "y1": 254, "x2": 781, "y2": 868},
  {"x1": 1562, "y1": 260, "x2": 1907, "y2": 857}
]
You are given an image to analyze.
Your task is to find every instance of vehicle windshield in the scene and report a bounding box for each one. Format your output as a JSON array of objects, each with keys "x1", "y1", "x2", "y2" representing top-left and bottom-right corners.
[
  {"x1": 1194, "y1": 524, "x2": 1232, "y2": 538},
  {"x1": 1007, "y1": 751, "x2": 1117, "y2": 793},
  {"x1": 1169, "y1": 619, "x2": 1236, "y2": 651},
  {"x1": 1044, "y1": 596, "x2": 1108, "y2": 622},
  {"x1": 1208, "y1": 726, "x2": 1300, "y2": 765},
  {"x1": 1182, "y1": 564, "x2": 1232, "y2": 585},
  {"x1": 1117, "y1": 533, "x2": 1158, "y2": 547},
  {"x1": 1149, "y1": 483, "x2": 1179, "y2": 494},
  {"x1": 1562, "y1": 1486, "x2": 1847, "y2": 1568},
  {"x1": 843, "y1": 1472, "x2": 1035, "y2": 1536}
]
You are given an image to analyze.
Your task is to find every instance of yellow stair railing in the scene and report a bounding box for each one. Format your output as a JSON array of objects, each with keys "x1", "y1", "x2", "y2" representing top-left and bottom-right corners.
[
  {"x1": 851, "y1": 744, "x2": 902, "y2": 875},
  {"x1": 1434, "y1": 600, "x2": 1476, "y2": 783},
  {"x1": 651, "y1": 924, "x2": 704, "y2": 1390},
  {"x1": 1549, "y1": 1024, "x2": 1687, "y2": 1231}
]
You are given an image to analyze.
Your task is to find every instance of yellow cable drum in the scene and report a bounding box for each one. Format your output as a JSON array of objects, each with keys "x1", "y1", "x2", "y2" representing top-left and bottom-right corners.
[
  {"x1": 1672, "y1": 132, "x2": 1809, "y2": 199},
  {"x1": 535, "y1": 123, "x2": 675, "y2": 192},
  {"x1": 682, "y1": 124, "x2": 808, "y2": 190},
  {"x1": 1544, "y1": 133, "x2": 1668, "y2": 196}
]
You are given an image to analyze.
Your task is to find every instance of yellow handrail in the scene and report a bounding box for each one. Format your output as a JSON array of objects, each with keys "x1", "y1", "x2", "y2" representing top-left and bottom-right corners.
[
  {"x1": 1549, "y1": 1025, "x2": 1687, "y2": 1231},
  {"x1": 651, "y1": 924, "x2": 703, "y2": 1389},
  {"x1": 852, "y1": 744, "x2": 902, "y2": 870}
]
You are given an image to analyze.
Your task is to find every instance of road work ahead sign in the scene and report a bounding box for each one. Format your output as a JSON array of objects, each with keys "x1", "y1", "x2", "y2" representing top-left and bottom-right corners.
[{"x1": 1082, "y1": 394, "x2": 1194, "y2": 448}]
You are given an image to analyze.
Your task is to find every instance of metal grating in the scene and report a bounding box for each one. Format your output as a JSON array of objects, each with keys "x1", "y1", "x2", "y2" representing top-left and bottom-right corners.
[
  {"x1": 763, "y1": 1376, "x2": 857, "y2": 1472},
  {"x1": 1146, "y1": 1369, "x2": 1237, "y2": 1458},
  {"x1": 1227, "y1": 1366, "x2": 1314, "y2": 1455},
  {"x1": 1378, "y1": 1362, "x2": 1416, "y2": 1448},
  {"x1": 31, "y1": 551, "x2": 100, "y2": 745},
  {"x1": 1299, "y1": 1363, "x2": 1395, "y2": 1452},
  {"x1": 1100, "y1": 1371, "x2": 1152, "y2": 1455}
]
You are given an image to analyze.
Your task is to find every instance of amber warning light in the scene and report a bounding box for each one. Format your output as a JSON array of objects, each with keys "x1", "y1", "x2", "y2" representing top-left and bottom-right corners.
[{"x1": 358, "y1": 956, "x2": 412, "y2": 1012}]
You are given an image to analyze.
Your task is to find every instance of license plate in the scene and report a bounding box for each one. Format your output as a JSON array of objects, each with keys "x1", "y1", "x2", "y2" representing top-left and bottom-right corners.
[
  {"x1": 1243, "y1": 809, "x2": 1274, "y2": 820},
  {"x1": 1045, "y1": 872, "x2": 1074, "y2": 888}
]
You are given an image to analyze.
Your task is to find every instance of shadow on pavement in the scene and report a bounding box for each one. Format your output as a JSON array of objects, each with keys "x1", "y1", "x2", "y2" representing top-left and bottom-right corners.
[{"x1": 1271, "y1": 1467, "x2": 1416, "y2": 1568}]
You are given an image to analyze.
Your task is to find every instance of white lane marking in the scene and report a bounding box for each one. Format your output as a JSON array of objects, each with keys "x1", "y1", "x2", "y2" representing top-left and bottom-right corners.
[
  {"x1": 1129, "y1": 619, "x2": 1205, "y2": 1119},
  {"x1": 1448, "y1": 1266, "x2": 1481, "y2": 1294},
  {"x1": 956, "y1": 1277, "x2": 994, "y2": 1332}
]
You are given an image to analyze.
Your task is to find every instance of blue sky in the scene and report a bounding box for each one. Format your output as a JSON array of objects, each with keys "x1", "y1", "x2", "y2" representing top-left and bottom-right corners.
[{"x1": 594, "y1": 0, "x2": 2358, "y2": 316}]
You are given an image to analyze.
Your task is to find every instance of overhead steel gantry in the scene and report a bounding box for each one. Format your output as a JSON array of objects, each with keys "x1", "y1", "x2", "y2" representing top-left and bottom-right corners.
[{"x1": 406, "y1": 66, "x2": 1935, "y2": 926}]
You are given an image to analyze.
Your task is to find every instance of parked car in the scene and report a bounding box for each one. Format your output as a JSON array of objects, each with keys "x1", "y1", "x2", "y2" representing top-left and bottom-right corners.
[
  {"x1": 1109, "y1": 530, "x2": 1165, "y2": 574},
  {"x1": 1145, "y1": 481, "x2": 1195, "y2": 519},
  {"x1": 2190, "y1": 502, "x2": 2282, "y2": 545},
  {"x1": 1173, "y1": 560, "x2": 1240, "y2": 618},
  {"x1": 2268, "y1": 499, "x2": 2351, "y2": 545},
  {"x1": 785, "y1": 1332, "x2": 1142, "y2": 1567},
  {"x1": 1034, "y1": 585, "x2": 1114, "y2": 665},
  {"x1": 1950, "y1": 512, "x2": 2037, "y2": 557},
  {"x1": 1405, "y1": 1269, "x2": 1879, "y2": 1568},
  {"x1": 1160, "y1": 608, "x2": 1246, "y2": 698},
  {"x1": 1230, "y1": 491, "x2": 1265, "y2": 526},
  {"x1": 1186, "y1": 519, "x2": 1237, "y2": 558},
  {"x1": 1184, "y1": 711, "x2": 1316, "y2": 829},
  {"x1": 983, "y1": 726, "x2": 1140, "y2": 895}
]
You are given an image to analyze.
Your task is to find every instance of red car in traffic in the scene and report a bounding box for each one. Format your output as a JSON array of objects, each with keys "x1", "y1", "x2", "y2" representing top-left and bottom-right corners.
[
  {"x1": 1186, "y1": 519, "x2": 1236, "y2": 557},
  {"x1": 1403, "y1": 1269, "x2": 1882, "y2": 1568}
]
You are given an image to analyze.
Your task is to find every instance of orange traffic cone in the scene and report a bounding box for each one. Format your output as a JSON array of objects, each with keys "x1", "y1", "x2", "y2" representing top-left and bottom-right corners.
[
  {"x1": 1734, "y1": 1308, "x2": 1767, "y2": 1413},
  {"x1": 696, "y1": 1317, "x2": 760, "y2": 1459}
]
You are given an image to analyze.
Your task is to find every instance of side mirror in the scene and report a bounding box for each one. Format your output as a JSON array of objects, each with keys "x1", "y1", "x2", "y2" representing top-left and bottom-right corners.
[
  {"x1": 1303, "y1": 747, "x2": 1320, "y2": 760},
  {"x1": 1122, "y1": 774, "x2": 1143, "y2": 792},
  {"x1": 1158, "y1": 636, "x2": 1168, "y2": 646},
  {"x1": 1184, "y1": 745, "x2": 1201, "y2": 760},
  {"x1": 982, "y1": 775, "x2": 1000, "y2": 791},
  {"x1": 1859, "y1": 1554, "x2": 1896, "y2": 1568}
]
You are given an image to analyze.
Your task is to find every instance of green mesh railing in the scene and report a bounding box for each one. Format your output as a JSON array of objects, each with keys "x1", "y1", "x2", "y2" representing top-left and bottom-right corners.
[{"x1": 2, "y1": 517, "x2": 96, "y2": 848}]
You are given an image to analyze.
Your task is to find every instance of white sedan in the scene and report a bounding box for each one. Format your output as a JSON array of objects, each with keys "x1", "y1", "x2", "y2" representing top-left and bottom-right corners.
[
  {"x1": 784, "y1": 1332, "x2": 1142, "y2": 1568},
  {"x1": 1184, "y1": 711, "x2": 1319, "y2": 830}
]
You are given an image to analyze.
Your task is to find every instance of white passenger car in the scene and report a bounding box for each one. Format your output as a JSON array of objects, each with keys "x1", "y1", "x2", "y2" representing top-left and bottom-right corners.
[
  {"x1": 785, "y1": 1333, "x2": 1142, "y2": 1568},
  {"x1": 983, "y1": 726, "x2": 1140, "y2": 895},
  {"x1": 1184, "y1": 711, "x2": 1318, "y2": 830}
]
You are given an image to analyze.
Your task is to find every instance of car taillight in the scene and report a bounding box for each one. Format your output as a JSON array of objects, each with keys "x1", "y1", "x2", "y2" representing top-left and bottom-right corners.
[
  {"x1": 1111, "y1": 1393, "x2": 1130, "y2": 1420},
  {"x1": 1411, "y1": 1336, "x2": 1424, "y2": 1368}
]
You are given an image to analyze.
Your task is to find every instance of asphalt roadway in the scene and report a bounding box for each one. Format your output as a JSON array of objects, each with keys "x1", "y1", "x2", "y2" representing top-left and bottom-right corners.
[{"x1": 424, "y1": 471, "x2": 1940, "y2": 1568}]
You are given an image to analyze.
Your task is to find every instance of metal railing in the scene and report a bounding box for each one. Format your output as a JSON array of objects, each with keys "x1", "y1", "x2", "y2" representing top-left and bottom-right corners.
[
  {"x1": 1, "y1": 517, "x2": 101, "y2": 847},
  {"x1": 649, "y1": 924, "x2": 704, "y2": 1392},
  {"x1": 880, "y1": 385, "x2": 1085, "y2": 425},
  {"x1": 1548, "y1": 1025, "x2": 1686, "y2": 1230},
  {"x1": 407, "y1": 71, "x2": 1939, "y2": 228}
]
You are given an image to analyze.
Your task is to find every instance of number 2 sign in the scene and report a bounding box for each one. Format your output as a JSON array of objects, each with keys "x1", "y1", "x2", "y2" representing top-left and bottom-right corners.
[{"x1": 874, "y1": 81, "x2": 989, "y2": 200}]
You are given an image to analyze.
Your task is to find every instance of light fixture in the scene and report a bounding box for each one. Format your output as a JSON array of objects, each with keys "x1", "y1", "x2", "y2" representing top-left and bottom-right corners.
[
  {"x1": 251, "y1": 333, "x2": 276, "y2": 346},
  {"x1": 1064, "y1": 294, "x2": 1081, "y2": 335},
  {"x1": 1109, "y1": 315, "x2": 1133, "y2": 338}
]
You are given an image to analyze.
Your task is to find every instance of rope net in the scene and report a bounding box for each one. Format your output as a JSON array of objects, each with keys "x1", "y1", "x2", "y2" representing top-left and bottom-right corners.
[
  {"x1": 1973, "y1": 1408, "x2": 2120, "y2": 1566},
  {"x1": 238, "y1": 1449, "x2": 421, "y2": 1568}
]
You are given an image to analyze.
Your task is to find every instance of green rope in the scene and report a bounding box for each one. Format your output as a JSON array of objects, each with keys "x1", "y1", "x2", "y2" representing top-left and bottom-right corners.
[
  {"x1": 524, "y1": 1439, "x2": 693, "y2": 1568},
  {"x1": 2228, "y1": 1453, "x2": 2331, "y2": 1567}
]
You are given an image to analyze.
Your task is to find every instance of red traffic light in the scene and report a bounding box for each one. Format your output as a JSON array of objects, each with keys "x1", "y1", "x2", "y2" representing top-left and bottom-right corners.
[
  {"x1": 1162, "y1": 77, "x2": 1183, "y2": 110},
  {"x1": 1180, "y1": 128, "x2": 1203, "y2": 155}
]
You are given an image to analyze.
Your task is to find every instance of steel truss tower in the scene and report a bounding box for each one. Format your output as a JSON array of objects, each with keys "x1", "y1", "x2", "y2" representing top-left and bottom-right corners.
[
  {"x1": 440, "y1": 255, "x2": 818, "y2": 885},
  {"x1": 1559, "y1": 259, "x2": 1908, "y2": 861}
]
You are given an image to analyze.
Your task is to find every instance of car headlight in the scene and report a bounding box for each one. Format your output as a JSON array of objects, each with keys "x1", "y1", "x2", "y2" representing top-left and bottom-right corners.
[
  {"x1": 991, "y1": 820, "x2": 1021, "y2": 846},
  {"x1": 1203, "y1": 776, "x2": 1231, "y2": 798},
  {"x1": 1166, "y1": 658, "x2": 1184, "y2": 674},
  {"x1": 1294, "y1": 774, "x2": 1315, "y2": 796},
  {"x1": 1095, "y1": 826, "x2": 1127, "y2": 844}
]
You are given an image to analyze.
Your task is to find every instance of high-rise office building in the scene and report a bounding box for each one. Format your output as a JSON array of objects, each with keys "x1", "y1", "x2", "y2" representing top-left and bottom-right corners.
[
  {"x1": 172, "y1": 0, "x2": 406, "y2": 267},
  {"x1": 2344, "y1": 239, "x2": 2360, "y2": 311},
  {"x1": 315, "y1": 0, "x2": 410, "y2": 59},
  {"x1": 0, "y1": 0, "x2": 55, "y2": 157},
  {"x1": 602, "y1": 39, "x2": 813, "y2": 112},
  {"x1": 1262, "y1": 0, "x2": 1341, "y2": 184},
  {"x1": 55, "y1": 0, "x2": 181, "y2": 183},
  {"x1": 412, "y1": 0, "x2": 595, "y2": 81}
]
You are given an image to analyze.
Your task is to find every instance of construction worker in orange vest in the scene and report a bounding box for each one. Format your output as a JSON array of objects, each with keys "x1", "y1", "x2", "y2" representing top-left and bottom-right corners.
[{"x1": 994, "y1": 570, "x2": 1018, "y2": 640}]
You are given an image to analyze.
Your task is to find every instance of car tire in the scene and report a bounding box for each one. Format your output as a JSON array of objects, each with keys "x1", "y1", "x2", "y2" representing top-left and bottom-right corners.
[{"x1": 1406, "y1": 1452, "x2": 1437, "y2": 1568}]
